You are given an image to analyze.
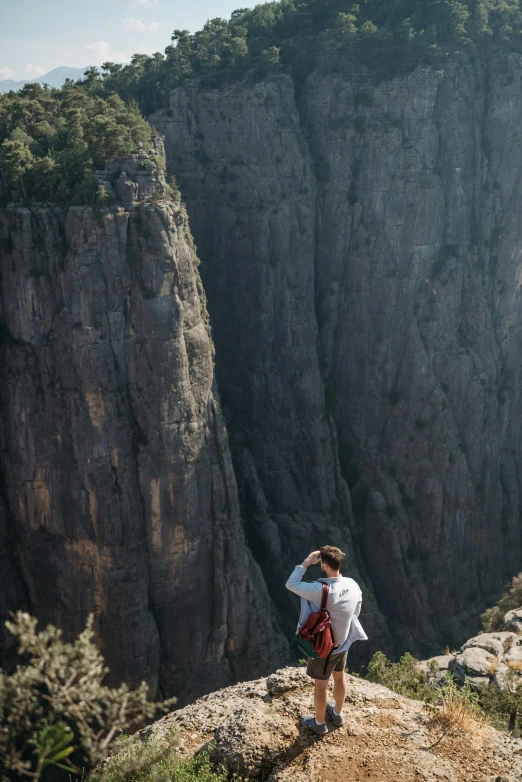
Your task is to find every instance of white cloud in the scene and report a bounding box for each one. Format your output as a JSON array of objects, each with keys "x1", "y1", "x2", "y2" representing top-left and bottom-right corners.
[
  {"x1": 0, "y1": 67, "x2": 15, "y2": 80},
  {"x1": 136, "y1": 0, "x2": 159, "y2": 5},
  {"x1": 85, "y1": 41, "x2": 129, "y2": 65},
  {"x1": 123, "y1": 17, "x2": 159, "y2": 31},
  {"x1": 25, "y1": 63, "x2": 46, "y2": 77},
  {"x1": 136, "y1": 43, "x2": 158, "y2": 55}
]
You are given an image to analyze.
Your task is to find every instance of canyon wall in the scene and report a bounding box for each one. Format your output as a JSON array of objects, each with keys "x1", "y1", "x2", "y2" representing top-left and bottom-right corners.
[
  {"x1": 3, "y1": 51, "x2": 522, "y2": 695},
  {"x1": 151, "y1": 51, "x2": 522, "y2": 657},
  {"x1": 0, "y1": 142, "x2": 285, "y2": 701}
]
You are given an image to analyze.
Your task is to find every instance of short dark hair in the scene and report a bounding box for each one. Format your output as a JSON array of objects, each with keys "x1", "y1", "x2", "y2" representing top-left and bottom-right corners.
[{"x1": 320, "y1": 545, "x2": 345, "y2": 571}]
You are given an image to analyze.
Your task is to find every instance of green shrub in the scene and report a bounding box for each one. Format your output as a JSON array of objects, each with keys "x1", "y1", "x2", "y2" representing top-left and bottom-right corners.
[
  {"x1": 366, "y1": 651, "x2": 440, "y2": 703},
  {"x1": 479, "y1": 671, "x2": 522, "y2": 735},
  {"x1": 481, "y1": 572, "x2": 522, "y2": 632},
  {"x1": 150, "y1": 156, "x2": 165, "y2": 171},
  {"x1": 0, "y1": 613, "x2": 176, "y2": 781},
  {"x1": 91, "y1": 737, "x2": 234, "y2": 782},
  {"x1": 168, "y1": 176, "x2": 182, "y2": 203},
  {"x1": 366, "y1": 649, "x2": 522, "y2": 738}
]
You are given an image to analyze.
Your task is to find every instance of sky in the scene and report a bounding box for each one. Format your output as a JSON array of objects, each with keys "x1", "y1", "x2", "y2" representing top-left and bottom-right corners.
[{"x1": 0, "y1": 0, "x2": 256, "y2": 81}]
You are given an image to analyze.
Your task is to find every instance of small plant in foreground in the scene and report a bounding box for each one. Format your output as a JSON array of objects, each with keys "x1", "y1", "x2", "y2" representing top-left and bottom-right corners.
[
  {"x1": 427, "y1": 676, "x2": 484, "y2": 748},
  {"x1": 0, "y1": 612, "x2": 176, "y2": 781},
  {"x1": 27, "y1": 725, "x2": 76, "y2": 778},
  {"x1": 91, "y1": 735, "x2": 238, "y2": 782}
]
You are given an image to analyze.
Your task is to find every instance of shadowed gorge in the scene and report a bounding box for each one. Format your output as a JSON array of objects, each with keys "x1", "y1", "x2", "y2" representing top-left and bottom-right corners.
[{"x1": 151, "y1": 50, "x2": 522, "y2": 661}]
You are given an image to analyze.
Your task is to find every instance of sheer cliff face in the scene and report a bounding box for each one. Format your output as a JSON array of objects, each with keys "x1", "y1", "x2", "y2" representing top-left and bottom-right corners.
[
  {"x1": 0, "y1": 146, "x2": 284, "y2": 700},
  {"x1": 152, "y1": 79, "x2": 390, "y2": 656},
  {"x1": 151, "y1": 52, "x2": 522, "y2": 656}
]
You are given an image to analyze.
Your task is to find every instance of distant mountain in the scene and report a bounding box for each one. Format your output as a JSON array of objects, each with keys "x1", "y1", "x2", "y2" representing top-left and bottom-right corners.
[
  {"x1": 0, "y1": 79, "x2": 22, "y2": 93},
  {"x1": 0, "y1": 66, "x2": 90, "y2": 94}
]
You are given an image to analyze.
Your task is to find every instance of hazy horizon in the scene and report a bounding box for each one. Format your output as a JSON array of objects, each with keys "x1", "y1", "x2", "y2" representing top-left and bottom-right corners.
[{"x1": 1, "y1": 0, "x2": 256, "y2": 83}]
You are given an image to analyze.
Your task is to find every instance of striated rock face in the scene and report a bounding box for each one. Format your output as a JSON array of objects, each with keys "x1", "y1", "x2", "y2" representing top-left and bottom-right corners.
[
  {"x1": 151, "y1": 52, "x2": 522, "y2": 657},
  {"x1": 0, "y1": 142, "x2": 285, "y2": 701},
  {"x1": 143, "y1": 665, "x2": 522, "y2": 781},
  {"x1": 150, "y1": 77, "x2": 389, "y2": 661}
]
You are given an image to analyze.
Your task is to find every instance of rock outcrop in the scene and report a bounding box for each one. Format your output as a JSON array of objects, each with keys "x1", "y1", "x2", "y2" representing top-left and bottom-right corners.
[
  {"x1": 151, "y1": 51, "x2": 522, "y2": 657},
  {"x1": 503, "y1": 609, "x2": 522, "y2": 634},
  {"x1": 420, "y1": 606, "x2": 522, "y2": 692},
  {"x1": 451, "y1": 631, "x2": 520, "y2": 686},
  {"x1": 144, "y1": 665, "x2": 522, "y2": 781},
  {"x1": 0, "y1": 141, "x2": 285, "y2": 701}
]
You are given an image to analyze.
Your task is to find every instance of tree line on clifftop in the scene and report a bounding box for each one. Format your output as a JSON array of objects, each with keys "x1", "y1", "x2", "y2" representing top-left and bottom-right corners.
[
  {"x1": 84, "y1": 0, "x2": 522, "y2": 114},
  {"x1": 0, "y1": 86, "x2": 152, "y2": 206},
  {"x1": 3, "y1": 0, "x2": 522, "y2": 205}
]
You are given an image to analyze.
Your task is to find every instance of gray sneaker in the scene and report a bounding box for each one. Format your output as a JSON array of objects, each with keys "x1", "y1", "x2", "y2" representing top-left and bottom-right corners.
[
  {"x1": 326, "y1": 701, "x2": 344, "y2": 727},
  {"x1": 300, "y1": 715, "x2": 328, "y2": 735}
]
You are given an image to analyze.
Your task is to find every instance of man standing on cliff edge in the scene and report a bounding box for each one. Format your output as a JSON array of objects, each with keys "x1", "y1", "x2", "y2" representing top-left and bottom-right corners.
[{"x1": 286, "y1": 546, "x2": 368, "y2": 735}]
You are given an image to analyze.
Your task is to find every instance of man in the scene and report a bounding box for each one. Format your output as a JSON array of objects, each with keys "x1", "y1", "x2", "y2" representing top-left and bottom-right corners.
[{"x1": 286, "y1": 545, "x2": 367, "y2": 735}]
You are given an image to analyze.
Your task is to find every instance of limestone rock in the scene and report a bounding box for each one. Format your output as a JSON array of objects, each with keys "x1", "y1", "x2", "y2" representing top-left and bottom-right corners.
[
  {"x1": 416, "y1": 654, "x2": 454, "y2": 675},
  {"x1": 502, "y1": 609, "x2": 522, "y2": 634},
  {"x1": 450, "y1": 647, "x2": 496, "y2": 679},
  {"x1": 493, "y1": 662, "x2": 515, "y2": 689},
  {"x1": 95, "y1": 134, "x2": 169, "y2": 207},
  {"x1": 462, "y1": 633, "x2": 516, "y2": 659},
  {"x1": 212, "y1": 704, "x2": 298, "y2": 778},
  {"x1": 267, "y1": 667, "x2": 310, "y2": 695},
  {"x1": 447, "y1": 626, "x2": 522, "y2": 688},
  {"x1": 503, "y1": 636, "x2": 522, "y2": 666}
]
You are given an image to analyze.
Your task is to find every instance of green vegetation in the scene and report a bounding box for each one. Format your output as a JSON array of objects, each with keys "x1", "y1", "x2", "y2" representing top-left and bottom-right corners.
[
  {"x1": 480, "y1": 672, "x2": 522, "y2": 734},
  {"x1": 0, "y1": 612, "x2": 241, "y2": 782},
  {"x1": 481, "y1": 572, "x2": 522, "y2": 632},
  {"x1": 78, "y1": 0, "x2": 522, "y2": 115},
  {"x1": 0, "y1": 612, "x2": 175, "y2": 781},
  {"x1": 3, "y1": 1, "x2": 522, "y2": 206},
  {"x1": 366, "y1": 651, "x2": 441, "y2": 702},
  {"x1": 90, "y1": 738, "x2": 233, "y2": 782},
  {"x1": 0, "y1": 83, "x2": 152, "y2": 205},
  {"x1": 366, "y1": 651, "x2": 488, "y2": 742},
  {"x1": 366, "y1": 632, "x2": 522, "y2": 737}
]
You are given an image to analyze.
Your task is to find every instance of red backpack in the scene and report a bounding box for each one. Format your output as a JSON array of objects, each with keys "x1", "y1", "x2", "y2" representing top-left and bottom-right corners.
[{"x1": 297, "y1": 583, "x2": 338, "y2": 674}]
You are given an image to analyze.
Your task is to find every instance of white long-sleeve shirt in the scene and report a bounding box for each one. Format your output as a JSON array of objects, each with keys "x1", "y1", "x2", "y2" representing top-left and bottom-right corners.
[{"x1": 286, "y1": 565, "x2": 368, "y2": 654}]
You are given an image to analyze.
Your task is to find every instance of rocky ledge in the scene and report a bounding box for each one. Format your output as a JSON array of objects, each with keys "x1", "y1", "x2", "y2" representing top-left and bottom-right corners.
[
  {"x1": 144, "y1": 666, "x2": 522, "y2": 782},
  {"x1": 421, "y1": 608, "x2": 522, "y2": 690}
]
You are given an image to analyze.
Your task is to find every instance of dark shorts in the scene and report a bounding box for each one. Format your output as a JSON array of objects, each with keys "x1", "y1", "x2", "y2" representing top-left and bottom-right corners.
[{"x1": 306, "y1": 650, "x2": 348, "y2": 681}]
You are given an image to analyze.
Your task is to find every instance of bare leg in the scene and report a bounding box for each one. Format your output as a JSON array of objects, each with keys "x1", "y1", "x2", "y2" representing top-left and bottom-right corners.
[
  {"x1": 314, "y1": 678, "x2": 329, "y2": 722},
  {"x1": 332, "y1": 669, "x2": 347, "y2": 714}
]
